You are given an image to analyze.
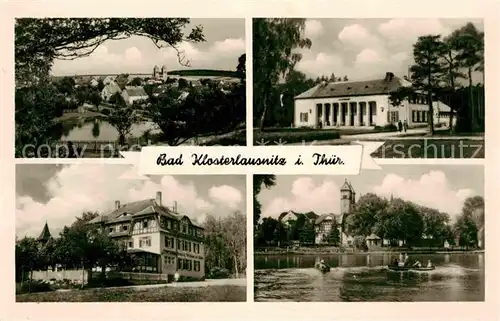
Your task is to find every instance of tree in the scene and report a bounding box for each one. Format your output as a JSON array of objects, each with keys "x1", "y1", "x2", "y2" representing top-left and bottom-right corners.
[
  {"x1": 222, "y1": 212, "x2": 246, "y2": 277},
  {"x1": 345, "y1": 193, "x2": 388, "y2": 237},
  {"x1": 130, "y1": 77, "x2": 142, "y2": 86},
  {"x1": 448, "y1": 23, "x2": 484, "y2": 129},
  {"x1": 97, "y1": 79, "x2": 105, "y2": 91},
  {"x1": 15, "y1": 237, "x2": 40, "y2": 290},
  {"x1": 327, "y1": 220, "x2": 340, "y2": 246},
  {"x1": 15, "y1": 18, "x2": 205, "y2": 153},
  {"x1": 298, "y1": 219, "x2": 315, "y2": 245},
  {"x1": 253, "y1": 18, "x2": 312, "y2": 130},
  {"x1": 56, "y1": 76, "x2": 76, "y2": 96},
  {"x1": 253, "y1": 175, "x2": 276, "y2": 226},
  {"x1": 419, "y1": 206, "x2": 451, "y2": 246},
  {"x1": 454, "y1": 214, "x2": 478, "y2": 248},
  {"x1": 89, "y1": 91, "x2": 102, "y2": 109},
  {"x1": 343, "y1": 75, "x2": 349, "y2": 81},
  {"x1": 107, "y1": 101, "x2": 140, "y2": 145}
]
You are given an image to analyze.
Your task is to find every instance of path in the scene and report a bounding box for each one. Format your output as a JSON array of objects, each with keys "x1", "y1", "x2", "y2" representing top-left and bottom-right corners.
[{"x1": 122, "y1": 278, "x2": 246, "y2": 290}]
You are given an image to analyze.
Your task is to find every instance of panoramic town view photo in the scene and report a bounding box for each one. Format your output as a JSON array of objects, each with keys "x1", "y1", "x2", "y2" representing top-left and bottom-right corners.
[
  {"x1": 253, "y1": 166, "x2": 485, "y2": 301},
  {"x1": 253, "y1": 18, "x2": 484, "y2": 158},
  {"x1": 15, "y1": 18, "x2": 246, "y2": 158},
  {"x1": 16, "y1": 165, "x2": 246, "y2": 302}
]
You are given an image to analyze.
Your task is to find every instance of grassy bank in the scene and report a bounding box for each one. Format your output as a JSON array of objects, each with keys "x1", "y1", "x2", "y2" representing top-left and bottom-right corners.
[
  {"x1": 371, "y1": 139, "x2": 485, "y2": 158},
  {"x1": 16, "y1": 284, "x2": 246, "y2": 302}
]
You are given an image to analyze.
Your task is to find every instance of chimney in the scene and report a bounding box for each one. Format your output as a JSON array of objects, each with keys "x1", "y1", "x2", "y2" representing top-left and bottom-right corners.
[
  {"x1": 173, "y1": 201, "x2": 178, "y2": 212},
  {"x1": 115, "y1": 200, "x2": 120, "y2": 209},
  {"x1": 156, "y1": 191, "x2": 162, "y2": 206},
  {"x1": 385, "y1": 72, "x2": 394, "y2": 82}
]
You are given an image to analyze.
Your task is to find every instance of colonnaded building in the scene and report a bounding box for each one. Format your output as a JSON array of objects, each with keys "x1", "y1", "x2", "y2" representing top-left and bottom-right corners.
[{"x1": 293, "y1": 72, "x2": 453, "y2": 129}]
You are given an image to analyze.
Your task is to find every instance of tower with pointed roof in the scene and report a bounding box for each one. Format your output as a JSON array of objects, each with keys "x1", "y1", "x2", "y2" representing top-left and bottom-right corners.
[
  {"x1": 339, "y1": 179, "x2": 356, "y2": 245},
  {"x1": 37, "y1": 222, "x2": 52, "y2": 245}
]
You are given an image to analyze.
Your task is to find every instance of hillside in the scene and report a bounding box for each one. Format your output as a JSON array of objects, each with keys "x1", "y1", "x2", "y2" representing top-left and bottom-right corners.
[{"x1": 167, "y1": 69, "x2": 238, "y2": 78}]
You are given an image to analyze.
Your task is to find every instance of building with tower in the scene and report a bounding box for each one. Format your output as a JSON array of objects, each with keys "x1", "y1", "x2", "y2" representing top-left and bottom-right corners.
[
  {"x1": 37, "y1": 222, "x2": 52, "y2": 246},
  {"x1": 314, "y1": 179, "x2": 356, "y2": 246},
  {"x1": 152, "y1": 65, "x2": 168, "y2": 81}
]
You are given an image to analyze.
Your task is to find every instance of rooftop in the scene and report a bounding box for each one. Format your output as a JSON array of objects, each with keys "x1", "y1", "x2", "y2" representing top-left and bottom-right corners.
[
  {"x1": 124, "y1": 86, "x2": 148, "y2": 97},
  {"x1": 295, "y1": 72, "x2": 412, "y2": 100}
]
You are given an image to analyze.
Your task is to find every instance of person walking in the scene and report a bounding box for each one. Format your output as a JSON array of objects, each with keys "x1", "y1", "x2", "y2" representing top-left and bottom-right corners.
[
  {"x1": 403, "y1": 120, "x2": 408, "y2": 133},
  {"x1": 398, "y1": 120, "x2": 403, "y2": 132}
]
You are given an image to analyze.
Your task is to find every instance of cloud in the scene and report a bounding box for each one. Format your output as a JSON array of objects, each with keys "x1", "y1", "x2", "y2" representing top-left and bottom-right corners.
[
  {"x1": 262, "y1": 177, "x2": 341, "y2": 218},
  {"x1": 51, "y1": 36, "x2": 245, "y2": 76},
  {"x1": 296, "y1": 52, "x2": 344, "y2": 78},
  {"x1": 338, "y1": 24, "x2": 381, "y2": 49},
  {"x1": 378, "y1": 19, "x2": 451, "y2": 44},
  {"x1": 209, "y1": 185, "x2": 243, "y2": 209},
  {"x1": 16, "y1": 165, "x2": 246, "y2": 238},
  {"x1": 304, "y1": 20, "x2": 323, "y2": 39},
  {"x1": 372, "y1": 171, "x2": 475, "y2": 217},
  {"x1": 261, "y1": 171, "x2": 477, "y2": 221}
]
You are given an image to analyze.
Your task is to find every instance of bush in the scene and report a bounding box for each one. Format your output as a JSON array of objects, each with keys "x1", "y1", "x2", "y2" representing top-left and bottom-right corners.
[
  {"x1": 87, "y1": 277, "x2": 133, "y2": 288},
  {"x1": 255, "y1": 130, "x2": 341, "y2": 144},
  {"x1": 207, "y1": 267, "x2": 231, "y2": 279},
  {"x1": 374, "y1": 124, "x2": 398, "y2": 132},
  {"x1": 17, "y1": 280, "x2": 52, "y2": 294}
]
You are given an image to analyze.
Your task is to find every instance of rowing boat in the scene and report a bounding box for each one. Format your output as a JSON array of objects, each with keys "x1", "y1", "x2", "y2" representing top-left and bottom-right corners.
[{"x1": 387, "y1": 265, "x2": 435, "y2": 272}]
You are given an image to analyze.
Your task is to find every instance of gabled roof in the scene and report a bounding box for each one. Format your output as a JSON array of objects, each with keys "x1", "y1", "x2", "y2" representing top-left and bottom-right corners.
[
  {"x1": 340, "y1": 179, "x2": 355, "y2": 192},
  {"x1": 38, "y1": 222, "x2": 52, "y2": 241},
  {"x1": 295, "y1": 74, "x2": 409, "y2": 100},
  {"x1": 124, "y1": 86, "x2": 148, "y2": 97},
  {"x1": 315, "y1": 213, "x2": 341, "y2": 225},
  {"x1": 278, "y1": 210, "x2": 319, "y2": 222},
  {"x1": 88, "y1": 198, "x2": 204, "y2": 229}
]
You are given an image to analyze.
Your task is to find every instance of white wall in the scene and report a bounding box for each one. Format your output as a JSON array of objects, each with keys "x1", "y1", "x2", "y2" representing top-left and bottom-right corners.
[{"x1": 294, "y1": 94, "x2": 391, "y2": 128}]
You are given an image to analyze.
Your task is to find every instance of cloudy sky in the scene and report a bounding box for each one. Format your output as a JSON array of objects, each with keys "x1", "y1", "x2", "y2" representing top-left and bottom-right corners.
[
  {"x1": 16, "y1": 165, "x2": 246, "y2": 238},
  {"x1": 258, "y1": 165, "x2": 483, "y2": 221},
  {"x1": 51, "y1": 18, "x2": 245, "y2": 76},
  {"x1": 295, "y1": 18, "x2": 484, "y2": 82}
]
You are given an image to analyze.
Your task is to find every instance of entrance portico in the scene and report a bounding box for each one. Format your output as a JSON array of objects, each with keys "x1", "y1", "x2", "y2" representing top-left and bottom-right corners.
[{"x1": 315, "y1": 100, "x2": 378, "y2": 128}]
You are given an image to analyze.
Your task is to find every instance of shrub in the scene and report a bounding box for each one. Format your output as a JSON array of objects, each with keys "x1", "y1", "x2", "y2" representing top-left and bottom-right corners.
[
  {"x1": 207, "y1": 267, "x2": 231, "y2": 279},
  {"x1": 374, "y1": 124, "x2": 398, "y2": 132},
  {"x1": 17, "y1": 280, "x2": 53, "y2": 294},
  {"x1": 255, "y1": 130, "x2": 341, "y2": 144}
]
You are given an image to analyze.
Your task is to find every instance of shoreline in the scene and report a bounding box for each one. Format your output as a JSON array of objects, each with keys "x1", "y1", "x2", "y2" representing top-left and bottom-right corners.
[{"x1": 254, "y1": 249, "x2": 484, "y2": 256}]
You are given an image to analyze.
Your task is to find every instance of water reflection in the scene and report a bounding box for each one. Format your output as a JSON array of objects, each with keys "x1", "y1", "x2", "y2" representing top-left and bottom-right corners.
[
  {"x1": 58, "y1": 117, "x2": 158, "y2": 142},
  {"x1": 254, "y1": 253, "x2": 484, "y2": 302}
]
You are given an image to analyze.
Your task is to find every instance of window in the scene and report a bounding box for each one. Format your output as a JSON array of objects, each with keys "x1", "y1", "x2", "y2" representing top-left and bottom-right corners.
[
  {"x1": 109, "y1": 227, "x2": 114, "y2": 233},
  {"x1": 412, "y1": 110, "x2": 417, "y2": 123},
  {"x1": 178, "y1": 258, "x2": 183, "y2": 270},
  {"x1": 390, "y1": 111, "x2": 399, "y2": 123},
  {"x1": 128, "y1": 241, "x2": 133, "y2": 248},
  {"x1": 300, "y1": 112, "x2": 308, "y2": 122},
  {"x1": 194, "y1": 261, "x2": 200, "y2": 272},
  {"x1": 122, "y1": 225, "x2": 128, "y2": 231},
  {"x1": 187, "y1": 260, "x2": 192, "y2": 271},
  {"x1": 139, "y1": 237, "x2": 151, "y2": 248},
  {"x1": 164, "y1": 256, "x2": 175, "y2": 265},
  {"x1": 177, "y1": 239, "x2": 181, "y2": 250},
  {"x1": 423, "y1": 111, "x2": 428, "y2": 123},
  {"x1": 167, "y1": 220, "x2": 171, "y2": 229},
  {"x1": 189, "y1": 242, "x2": 192, "y2": 252},
  {"x1": 142, "y1": 221, "x2": 148, "y2": 229}
]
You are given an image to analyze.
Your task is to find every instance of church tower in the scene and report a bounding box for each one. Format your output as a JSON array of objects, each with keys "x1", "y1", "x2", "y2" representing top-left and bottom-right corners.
[
  {"x1": 339, "y1": 179, "x2": 356, "y2": 245},
  {"x1": 37, "y1": 222, "x2": 52, "y2": 246}
]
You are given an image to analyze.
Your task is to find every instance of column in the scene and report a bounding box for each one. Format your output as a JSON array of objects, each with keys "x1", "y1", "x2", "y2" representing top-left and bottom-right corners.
[
  {"x1": 322, "y1": 103, "x2": 326, "y2": 128},
  {"x1": 346, "y1": 103, "x2": 350, "y2": 127},
  {"x1": 361, "y1": 102, "x2": 368, "y2": 126},
  {"x1": 337, "y1": 104, "x2": 341, "y2": 127},
  {"x1": 353, "y1": 102, "x2": 360, "y2": 127}
]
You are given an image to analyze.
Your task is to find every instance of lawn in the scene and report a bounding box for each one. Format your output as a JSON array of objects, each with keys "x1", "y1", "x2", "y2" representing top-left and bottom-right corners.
[
  {"x1": 16, "y1": 284, "x2": 246, "y2": 302},
  {"x1": 371, "y1": 139, "x2": 485, "y2": 158}
]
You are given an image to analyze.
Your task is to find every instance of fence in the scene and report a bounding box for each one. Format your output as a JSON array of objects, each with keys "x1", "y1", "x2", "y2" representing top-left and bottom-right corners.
[{"x1": 31, "y1": 269, "x2": 88, "y2": 283}]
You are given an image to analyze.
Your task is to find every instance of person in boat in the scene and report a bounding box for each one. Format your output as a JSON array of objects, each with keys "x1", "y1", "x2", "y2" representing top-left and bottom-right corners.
[
  {"x1": 412, "y1": 260, "x2": 422, "y2": 268},
  {"x1": 427, "y1": 260, "x2": 433, "y2": 268},
  {"x1": 398, "y1": 253, "x2": 406, "y2": 267},
  {"x1": 318, "y1": 259, "x2": 328, "y2": 270}
]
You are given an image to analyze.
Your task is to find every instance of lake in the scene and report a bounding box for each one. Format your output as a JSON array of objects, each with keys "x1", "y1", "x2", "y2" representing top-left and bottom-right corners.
[
  {"x1": 60, "y1": 118, "x2": 159, "y2": 142},
  {"x1": 254, "y1": 252, "x2": 484, "y2": 302}
]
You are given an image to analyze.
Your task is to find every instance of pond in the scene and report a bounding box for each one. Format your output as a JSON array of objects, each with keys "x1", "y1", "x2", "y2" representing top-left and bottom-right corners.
[
  {"x1": 59, "y1": 118, "x2": 159, "y2": 142},
  {"x1": 254, "y1": 252, "x2": 484, "y2": 302}
]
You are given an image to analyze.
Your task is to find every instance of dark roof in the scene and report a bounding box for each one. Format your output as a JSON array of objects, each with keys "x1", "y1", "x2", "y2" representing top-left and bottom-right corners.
[
  {"x1": 340, "y1": 179, "x2": 355, "y2": 192},
  {"x1": 124, "y1": 86, "x2": 148, "y2": 97},
  {"x1": 88, "y1": 199, "x2": 203, "y2": 229},
  {"x1": 315, "y1": 213, "x2": 341, "y2": 224},
  {"x1": 38, "y1": 222, "x2": 51, "y2": 241},
  {"x1": 295, "y1": 75, "x2": 411, "y2": 100},
  {"x1": 278, "y1": 210, "x2": 319, "y2": 221}
]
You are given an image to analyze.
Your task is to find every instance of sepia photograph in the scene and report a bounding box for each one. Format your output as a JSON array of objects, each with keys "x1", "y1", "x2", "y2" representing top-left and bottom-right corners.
[
  {"x1": 253, "y1": 18, "x2": 484, "y2": 158},
  {"x1": 253, "y1": 166, "x2": 484, "y2": 301},
  {"x1": 15, "y1": 18, "x2": 246, "y2": 158},
  {"x1": 15, "y1": 165, "x2": 246, "y2": 302}
]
